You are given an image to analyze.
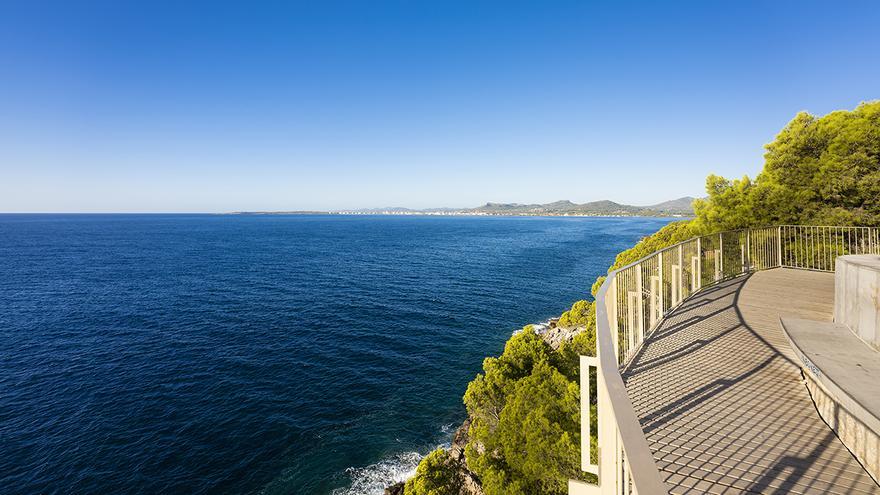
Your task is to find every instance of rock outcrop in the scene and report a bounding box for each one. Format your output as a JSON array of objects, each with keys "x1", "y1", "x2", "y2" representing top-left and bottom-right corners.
[
  {"x1": 533, "y1": 318, "x2": 584, "y2": 349},
  {"x1": 447, "y1": 419, "x2": 483, "y2": 495},
  {"x1": 384, "y1": 482, "x2": 405, "y2": 495}
]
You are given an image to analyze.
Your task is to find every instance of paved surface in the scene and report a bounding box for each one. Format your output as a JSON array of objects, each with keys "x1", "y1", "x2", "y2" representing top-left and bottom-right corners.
[{"x1": 622, "y1": 268, "x2": 880, "y2": 494}]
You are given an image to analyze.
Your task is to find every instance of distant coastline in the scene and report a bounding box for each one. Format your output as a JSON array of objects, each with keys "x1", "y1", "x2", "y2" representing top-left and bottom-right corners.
[{"x1": 229, "y1": 196, "x2": 696, "y2": 218}]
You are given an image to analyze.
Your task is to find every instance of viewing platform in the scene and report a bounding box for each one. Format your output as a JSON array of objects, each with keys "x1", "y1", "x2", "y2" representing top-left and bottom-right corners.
[
  {"x1": 570, "y1": 226, "x2": 880, "y2": 495},
  {"x1": 625, "y1": 269, "x2": 878, "y2": 493}
]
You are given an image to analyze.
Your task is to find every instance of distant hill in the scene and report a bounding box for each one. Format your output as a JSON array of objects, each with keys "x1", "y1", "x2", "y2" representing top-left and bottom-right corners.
[
  {"x1": 460, "y1": 197, "x2": 695, "y2": 217},
  {"x1": 299, "y1": 196, "x2": 697, "y2": 217},
  {"x1": 230, "y1": 197, "x2": 696, "y2": 217},
  {"x1": 644, "y1": 197, "x2": 697, "y2": 215}
]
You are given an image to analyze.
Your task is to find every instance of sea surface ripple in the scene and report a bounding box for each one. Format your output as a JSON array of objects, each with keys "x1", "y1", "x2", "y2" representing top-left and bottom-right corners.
[{"x1": 0, "y1": 214, "x2": 671, "y2": 494}]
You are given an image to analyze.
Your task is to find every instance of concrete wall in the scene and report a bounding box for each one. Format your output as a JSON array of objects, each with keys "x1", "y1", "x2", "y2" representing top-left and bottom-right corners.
[
  {"x1": 805, "y1": 374, "x2": 880, "y2": 485},
  {"x1": 834, "y1": 255, "x2": 880, "y2": 351}
]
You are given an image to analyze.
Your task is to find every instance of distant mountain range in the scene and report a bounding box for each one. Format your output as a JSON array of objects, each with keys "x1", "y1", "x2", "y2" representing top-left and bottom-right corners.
[{"x1": 233, "y1": 197, "x2": 696, "y2": 217}]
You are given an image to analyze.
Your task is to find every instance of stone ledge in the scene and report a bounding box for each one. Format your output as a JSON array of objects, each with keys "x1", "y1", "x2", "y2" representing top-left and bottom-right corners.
[{"x1": 781, "y1": 317, "x2": 880, "y2": 484}]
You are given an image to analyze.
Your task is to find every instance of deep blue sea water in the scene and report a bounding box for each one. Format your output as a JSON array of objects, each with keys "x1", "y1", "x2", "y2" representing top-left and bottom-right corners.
[{"x1": 0, "y1": 214, "x2": 671, "y2": 494}]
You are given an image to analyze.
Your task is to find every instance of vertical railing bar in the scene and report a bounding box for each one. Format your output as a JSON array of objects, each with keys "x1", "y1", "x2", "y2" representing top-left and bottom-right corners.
[
  {"x1": 777, "y1": 226, "x2": 783, "y2": 268},
  {"x1": 677, "y1": 244, "x2": 683, "y2": 306},
  {"x1": 657, "y1": 252, "x2": 664, "y2": 320},
  {"x1": 828, "y1": 226, "x2": 832, "y2": 269},
  {"x1": 580, "y1": 355, "x2": 599, "y2": 476},
  {"x1": 635, "y1": 263, "x2": 643, "y2": 350},
  {"x1": 746, "y1": 229, "x2": 751, "y2": 272},
  {"x1": 808, "y1": 226, "x2": 813, "y2": 269},
  {"x1": 697, "y1": 236, "x2": 702, "y2": 290}
]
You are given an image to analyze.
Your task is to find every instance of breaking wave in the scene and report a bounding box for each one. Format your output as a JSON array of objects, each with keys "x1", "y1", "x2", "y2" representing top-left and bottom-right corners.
[{"x1": 333, "y1": 429, "x2": 455, "y2": 495}]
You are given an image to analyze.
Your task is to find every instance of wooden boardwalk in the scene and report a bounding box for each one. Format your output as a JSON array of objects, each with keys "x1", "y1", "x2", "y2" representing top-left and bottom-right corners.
[{"x1": 623, "y1": 269, "x2": 880, "y2": 494}]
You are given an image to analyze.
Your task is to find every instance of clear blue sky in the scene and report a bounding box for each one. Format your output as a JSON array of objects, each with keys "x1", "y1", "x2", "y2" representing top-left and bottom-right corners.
[{"x1": 1, "y1": 1, "x2": 878, "y2": 212}]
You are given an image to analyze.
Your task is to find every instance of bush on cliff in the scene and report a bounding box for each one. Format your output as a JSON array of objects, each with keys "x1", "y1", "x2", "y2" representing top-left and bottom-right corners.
[
  {"x1": 467, "y1": 360, "x2": 580, "y2": 495},
  {"x1": 557, "y1": 300, "x2": 594, "y2": 328},
  {"x1": 463, "y1": 329, "x2": 555, "y2": 432},
  {"x1": 555, "y1": 328, "x2": 597, "y2": 383},
  {"x1": 404, "y1": 448, "x2": 464, "y2": 495},
  {"x1": 460, "y1": 320, "x2": 598, "y2": 495}
]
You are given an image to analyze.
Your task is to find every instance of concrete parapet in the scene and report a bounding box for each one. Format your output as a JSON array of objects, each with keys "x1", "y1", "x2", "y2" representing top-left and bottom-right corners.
[{"x1": 835, "y1": 255, "x2": 880, "y2": 351}]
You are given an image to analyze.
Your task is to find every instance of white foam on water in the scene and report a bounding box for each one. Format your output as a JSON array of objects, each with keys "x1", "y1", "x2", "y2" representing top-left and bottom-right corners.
[
  {"x1": 332, "y1": 450, "x2": 424, "y2": 495},
  {"x1": 333, "y1": 438, "x2": 453, "y2": 495},
  {"x1": 512, "y1": 318, "x2": 555, "y2": 337}
]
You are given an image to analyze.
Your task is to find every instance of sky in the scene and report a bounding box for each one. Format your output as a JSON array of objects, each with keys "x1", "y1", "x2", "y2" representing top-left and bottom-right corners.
[{"x1": 1, "y1": 1, "x2": 879, "y2": 212}]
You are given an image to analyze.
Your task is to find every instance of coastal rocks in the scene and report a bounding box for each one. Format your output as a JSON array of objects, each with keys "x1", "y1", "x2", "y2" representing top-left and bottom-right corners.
[
  {"x1": 526, "y1": 317, "x2": 585, "y2": 349},
  {"x1": 449, "y1": 419, "x2": 470, "y2": 461},
  {"x1": 538, "y1": 323, "x2": 585, "y2": 350},
  {"x1": 384, "y1": 482, "x2": 405, "y2": 495},
  {"x1": 457, "y1": 465, "x2": 484, "y2": 495},
  {"x1": 447, "y1": 419, "x2": 484, "y2": 495}
]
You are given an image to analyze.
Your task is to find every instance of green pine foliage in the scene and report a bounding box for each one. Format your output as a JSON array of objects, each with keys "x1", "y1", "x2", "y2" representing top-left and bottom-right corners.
[
  {"x1": 462, "y1": 328, "x2": 586, "y2": 495},
  {"x1": 557, "y1": 300, "x2": 595, "y2": 328},
  {"x1": 404, "y1": 449, "x2": 465, "y2": 495},
  {"x1": 693, "y1": 101, "x2": 880, "y2": 231},
  {"x1": 610, "y1": 220, "x2": 696, "y2": 270}
]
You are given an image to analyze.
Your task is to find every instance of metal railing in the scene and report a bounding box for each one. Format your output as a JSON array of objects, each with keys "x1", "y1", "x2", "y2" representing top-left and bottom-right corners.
[{"x1": 569, "y1": 225, "x2": 880, "y2": 495}]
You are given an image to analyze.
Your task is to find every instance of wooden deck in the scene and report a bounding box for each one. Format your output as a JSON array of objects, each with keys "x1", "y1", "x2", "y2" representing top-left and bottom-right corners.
[{"x1": 623, "y1": 268, "x2": 880, "y2": 494}]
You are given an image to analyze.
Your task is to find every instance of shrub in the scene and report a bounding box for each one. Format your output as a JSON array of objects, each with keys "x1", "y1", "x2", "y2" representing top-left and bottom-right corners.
[{"x1": 404, "y1": 449, "x2": 463, "y2": 495}]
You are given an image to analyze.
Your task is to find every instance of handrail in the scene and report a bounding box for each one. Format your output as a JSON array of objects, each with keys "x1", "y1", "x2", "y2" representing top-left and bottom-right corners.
[
  {"x1": 570, "y1": 224, "x2": 880, "y2": 495},
  {"x1": 593, "y1": 274, "x2": 669, "y2": 494}
]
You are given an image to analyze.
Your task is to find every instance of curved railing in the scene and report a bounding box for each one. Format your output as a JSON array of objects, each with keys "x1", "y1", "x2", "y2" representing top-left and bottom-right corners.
[{"x1": 569, "y1": 225, "x2": 880, "y2": 495}]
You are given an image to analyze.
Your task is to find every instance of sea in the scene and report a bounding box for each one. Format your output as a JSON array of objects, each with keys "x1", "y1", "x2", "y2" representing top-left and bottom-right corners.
[{"x1": 0, "y1": 214, "x2": 672, "y2": 494}]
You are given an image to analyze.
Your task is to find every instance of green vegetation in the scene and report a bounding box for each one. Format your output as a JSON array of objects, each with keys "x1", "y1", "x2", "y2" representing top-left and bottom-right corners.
[
  {"x1": 692, "y1": 101, "x2": 880, "y2": 231},
  {"x1": 404, "y1": 449, "x2": 466, "y2": 495},
  {"x1": 461, "y1": 327, "x2": 595, "y2": 495},
  {"x1": 403, "y1": 101, "x2": 879, "y2": 494},
  {"x1": 557, "y1": 300, "x2": 595, "y2": 328}
]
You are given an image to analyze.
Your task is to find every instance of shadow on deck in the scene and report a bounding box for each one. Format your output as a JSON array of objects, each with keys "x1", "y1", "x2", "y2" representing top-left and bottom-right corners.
[{"x1": 622, "y1": 268, "x2": 880, "y2": 494}]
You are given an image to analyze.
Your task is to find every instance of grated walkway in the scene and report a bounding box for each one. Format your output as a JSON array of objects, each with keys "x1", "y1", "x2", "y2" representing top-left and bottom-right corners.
[{"x1": 622, "y1": 269, "x2": 880, "y2": 494}]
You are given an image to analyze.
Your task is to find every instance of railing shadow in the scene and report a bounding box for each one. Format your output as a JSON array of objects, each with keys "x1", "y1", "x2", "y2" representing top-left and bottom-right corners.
[{"x1": 745, "y1": 430, "x2": 840, "y2": 494}]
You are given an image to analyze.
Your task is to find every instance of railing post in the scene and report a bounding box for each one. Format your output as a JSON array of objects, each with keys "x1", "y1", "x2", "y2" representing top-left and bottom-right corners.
[
  {"x1": 718, "y1": 232, "x2": 724, "y2": 277},
  {"x1": 580, "y1": 356, "x2": 599, "y2": 477},
  {"x1": 697, "y1": 236, "x2": 702, "y2": 290},
  {"x1": 649, "y1": 276, "x2": 659, "y2": 330},
  {"x1": 873, "y1": 227, "x2": 878, "y2": 255},
  {"x1": 657, "y1": 251, "x2": 664, "y2": 318},
  {"x1": 777, "y1": 226, "x2": 783, "y2": 267},
  {"x1": 677, "y1": 244, "x2": 683, "y2": 303},
  {"x1": 610, "y1": 278, "x2": 618, "y2": 360},
  {"x1": 635, "y1": 266, "x2": 644, "y2": 343},
  {"x1": 597, "y1": 368, "x2": 615, "y2": 495},
  {"x1": 746, "y1": 229, "x2": 751, "y2": 272}
]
